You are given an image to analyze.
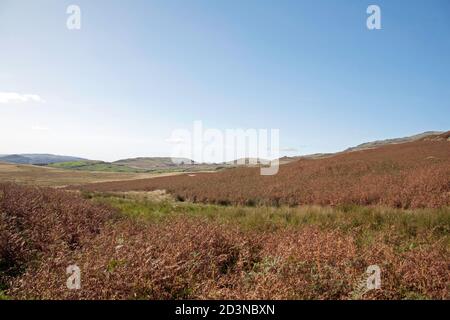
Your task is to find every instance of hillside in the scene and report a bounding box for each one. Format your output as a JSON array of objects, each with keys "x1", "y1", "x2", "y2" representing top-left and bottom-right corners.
[
  {"x1": 2, "y1": 132, "x2": 447, "y2": 174},
  {"x1": 0, "y1": 154, "x2": 86, "y2": 165},
  {"x1": 48, "y1": 158, "x2": 227, "y2": 173},
  {"x1": 112, "y1": 156, "x2": 234, "y2": 172},
  {"x1": 278, "y1": 131, "x2": 444, "y2": 164},
  {"x1": 0, "y1": 162, "x2": 173, "y2": 187},
  {"x1": 2, "y1": 183, "x2": 448, "y2": 299},
  {"x1": 345, "y1": 131, "x2": 443, "y2": 152},
  {"x1": 48, "y1": 160, "x2": 150, "y2": 173},
  {"x1": 278, "y1": 153, "x2": 334, "y2": 165},
  {"x1": 226, "y1": 158, "x2": 271, "y2": 166},
  {"x1": 113, "y1": 157, "x2": 196, "y2": 169},
  {"x1": 76, "y1": 131, "x2": 450, "y2": 209},
  {"x1": 0, "y1": 155, "x2": 31, "y2": 164}
]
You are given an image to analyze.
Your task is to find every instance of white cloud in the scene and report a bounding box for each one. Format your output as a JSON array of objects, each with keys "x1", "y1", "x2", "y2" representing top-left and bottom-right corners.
[{"x1": 0, "y1": 92, "x2": 45, "y2": 104}]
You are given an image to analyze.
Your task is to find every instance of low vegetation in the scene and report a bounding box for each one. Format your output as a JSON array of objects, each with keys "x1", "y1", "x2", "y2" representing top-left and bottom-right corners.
[
  {"x1": 1, "y1": 184, "x2": 448, "y2": 300},
  {"x1": 88, "y1": 191, "x2": 450, "y2": 238},
  {"x1": 0, "y1": 162, "x2": 178, "y2": 187},
  {"x1": 48, "y1": 158, "x2": 229, "y2": 174},
  {"x1": 75, "y1": 136, "x2": 450, "y2": 209},
  {"x1": 48, "y1": 160, "x2": 151, "y2": 173}
]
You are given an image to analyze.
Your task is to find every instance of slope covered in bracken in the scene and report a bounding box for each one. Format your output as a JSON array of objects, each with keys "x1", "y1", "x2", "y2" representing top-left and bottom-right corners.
[
  {"x1": 1, "y1": 183, "x2": 449, "y2": 299},
  {"x1": 76, "y1": 133, "x2": 450, "y2": 208}
]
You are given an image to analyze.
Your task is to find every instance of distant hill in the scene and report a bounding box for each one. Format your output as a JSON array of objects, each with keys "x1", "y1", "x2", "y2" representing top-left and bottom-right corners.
[
  {"x1": 78, "y1": 130, "x2": 450, "y2": 209},
  {"x1": 422, "y1": 131, "x2": 450, "y2": 141},
  {"x1": 277, "y1": 131, "x2": 444, "y2": 165},
  {"x1": 113, "y1": 157, "x2": 196, "y2": 169},
  {"x1": 47, "y1": 157, "x2": 227, "y2": 174},
  {"x1": 0, "y1": 154, "x2": 86, "y2": 165},
  {"x1": 0, "y1": 161, "x2": 167, "y2": 187},
  {"x1": 3, "y1": 131, "x2": 446, "y2": 170},
  {"x1": 278, "y1": 153, "x2": 333, "y2": 165},
  {"x1": 48, "y1": 160, "x2": 150, "y2": 173},
  {"x1": 345, "y1": 131, "x2": 443, "y2": 152},
  {"x1": 226, "y1": 158, "x2": 270, "y2": 166},
  {"x1": 0, "y1": 154, "x2": 31, "y2": 164},
  {"x1": 113, "y1": 157, "x2": 233, "y2": 173}
]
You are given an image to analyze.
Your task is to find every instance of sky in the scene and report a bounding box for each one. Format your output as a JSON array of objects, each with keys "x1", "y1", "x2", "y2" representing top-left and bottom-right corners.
[{"x1": 0, "y1": 0, "x2": 449, "y2": 162}]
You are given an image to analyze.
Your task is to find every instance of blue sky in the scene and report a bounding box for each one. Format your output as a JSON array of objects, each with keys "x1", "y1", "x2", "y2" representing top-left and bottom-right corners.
[{"x1": 0, "y1": 0, "x2": 449, "y2": 161}]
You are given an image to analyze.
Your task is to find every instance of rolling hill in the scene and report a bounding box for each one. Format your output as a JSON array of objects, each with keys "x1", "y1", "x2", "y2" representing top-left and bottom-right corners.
[
  {"x1": 0, "y1": 154, "x2": 86, "y2": 165},
  {"x1": 0, "y1": 161, "x2": 176, "y2": 187},
  {"x1": 48, "y1": 158, "x2": 226, "y2": 173},
  {"x1": 345, "y1": 131, "x2": 443, "y2": 152},
  {"x1": 113, "y1": 157, "x2": 197, "y2": 169},
  {"x1": 48, "y1": 160, "x2": 150, "y2": 173},
  {"x1": 75, "y1": 131, "x2": 450, "y2": 209},
  {"x1": 2, "y1": 131, "x2": 446, "y2": 173}
]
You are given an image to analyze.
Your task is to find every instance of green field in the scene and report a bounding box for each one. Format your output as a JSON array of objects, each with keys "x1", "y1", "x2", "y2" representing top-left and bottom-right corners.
[
  {"x1": 47, "y1": 160, "x2": 225, "y2": 174},
  {"x1": 0, "y1": 162, "x2": 181, "y2": 187},
  {"x1": 48, "y1": 161, "x2": 152, "y2": 173}
]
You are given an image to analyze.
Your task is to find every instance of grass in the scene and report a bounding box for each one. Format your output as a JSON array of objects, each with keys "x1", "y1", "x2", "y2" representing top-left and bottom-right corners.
[
  {"x1": 87, "y1": 191, "x2": 450, "y2": 247},
  {"x1": 0, "y1": 290, "x2": 10, "y2": 300},
  {"x1": 87, "y1": 193, "x2": 448, "y2": 299},
  {"x1": 3, "y1": 184, "x2": 448, "y2": 300},
  {"x1": 48, "y1": 161, "x2": 151, "y2": 173},
  {"x1": 48, "y1": 161, "x2": 227, "y2": 174},
  {"x1": 77, "y1": 138, "x2": 450, "y2": 209},
  {"x1": 0, "y1": 162, "x2": 183, "y2": 187}
]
